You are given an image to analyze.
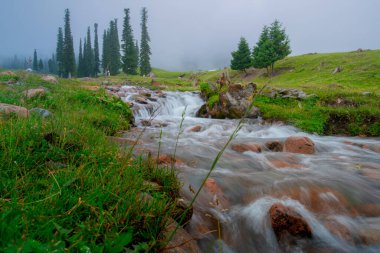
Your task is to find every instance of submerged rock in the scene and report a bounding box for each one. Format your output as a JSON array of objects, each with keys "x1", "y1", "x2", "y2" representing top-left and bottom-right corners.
[
  {"x1": 231, "y1": 143, "x2": 262, "y2": 153},
  {"x1": 189, "y1": 125, "x2": 202, "y2": 132},
  {"x1": 284, "y1": 136, "x2": 315, "y2": 154},
  {"x1": 264, "y1": 140, "x2": 283, "y2": 152},
  {"x1": 269, "y1": 203, "x2": 312, "y2": 240}
]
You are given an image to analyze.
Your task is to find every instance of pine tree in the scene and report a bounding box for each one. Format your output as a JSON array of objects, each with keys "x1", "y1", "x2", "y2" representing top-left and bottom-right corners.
[
  {"x1": 78, "y1": 38, "x2": 84, "y2": 77},
  {"x1": 268, "y1": 20, "x2": 291, "y2": 73},
  {"x1": 252, "y1": 20, "x2": 291, "y2": 75},
  {"x1": 252, "y1": 26, "x2": 274, "y2": 74},
  {"x1": 108, "y1": 19, "x2": 121, "y2": 75},
  {"x1": 33, "y1": 49, "x2": 38, "y2": 71},
  {"x1": 135, "y1": 40, "x2": 139, "y2": 68},
  {"x1": 121, "y1": 8, "x2": 138, "y2": 75},
  {"x1": 139, "y1": 7, "x2": 151, "y2": 76},
  {"x1": 230, "y1": 37, "x2": 252, "y2": 72},
  {"x1": 102, "y1": 29, "x2": 109, "y2": 74},
  {"x1": 83, "y1": 26, "x2": 95, "y2": 76},
  {"x1": 93, "y1": 23, "x2": 100, "y2": 77},
  {"x1": 63, "y1": 9, "x2": 76, "y2": 78},
  {"x1": 48, "y1": 54, "x2": 57, "y2": 74},
  {"x1": 56, "y1": 27, "x2": 64, "y2": 77},
  {"x1": 38, "y1": 59, "x2": 44, "y2": 72}
]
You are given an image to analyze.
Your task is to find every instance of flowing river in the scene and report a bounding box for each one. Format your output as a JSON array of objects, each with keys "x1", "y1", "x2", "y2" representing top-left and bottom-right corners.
[{"x1": 117, "y1": 86, "x2": 380, "y2": 253}]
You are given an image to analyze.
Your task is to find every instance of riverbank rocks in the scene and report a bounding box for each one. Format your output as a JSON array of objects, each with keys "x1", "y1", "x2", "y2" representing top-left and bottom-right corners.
[
  {"x1": 0, "y1": 103, "x2": 28, "y2": 118},
  {"x1": 197, "y1": 82, "x2": 260, "y2": 119},
  {"x1": 22, "y1": 88, "x2": 46, "y2": 99},
  {"x1": 163, "y1": 218, "x2": 201, "y2": 253},
  {"x1": 266, "y1": 87, "x2": 307, "y2": 100},
  {"x1": 269, "y1": 203, "x2": 312, "y2": 240},
  {"x1": 231, "y1": 143, "x2": 261, "y2": 153},
  {"x1": 42, "y1": 75, "x2": 58, "y2": 83},
  {"x1": 284, "y1": 136, "x2": 315, "y2": 154}
]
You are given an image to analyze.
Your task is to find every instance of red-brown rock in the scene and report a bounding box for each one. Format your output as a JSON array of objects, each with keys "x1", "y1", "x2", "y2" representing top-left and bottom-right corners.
[
  {"x1": 265, "y1": 140, "x2": 283, "y2": 152},
  {"x1": 231, "y1": 143, "x2": 262, "y2": 153},
  {"x1": 324, "y1": 220, "x2": 354, "y2": 243},
  {"x1": 284, "y1": 136, "x2": 315, "y2": 154},
  {"x1": 204, "y1": 178, "x2": 229, "y2": 209},
  {"x1": 157, "y1": 154, "x2": 183, "y2": 166},
  {"x1": 163, "y1": 218, "x2": 201, "y2": 253},
  {"x1": 269, "y1": 203, "x2": 312, "y2": 240},
  {"x1": 270, "y1": 160, "x2": 304, "y2": 169},
  {"x1": 189, "y1": 125, "x2": 202, "y2": 132}
]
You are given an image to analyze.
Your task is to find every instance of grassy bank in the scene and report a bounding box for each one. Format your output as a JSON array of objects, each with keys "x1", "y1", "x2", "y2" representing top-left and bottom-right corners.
[{"x1": 0, "y1": 72, "x2": 180, "y2": 252}]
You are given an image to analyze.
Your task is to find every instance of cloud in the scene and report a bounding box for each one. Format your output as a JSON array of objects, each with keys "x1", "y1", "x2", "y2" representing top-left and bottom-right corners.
[{"x1": 0, "y1": 0, "x2": 379, "y2": 70}]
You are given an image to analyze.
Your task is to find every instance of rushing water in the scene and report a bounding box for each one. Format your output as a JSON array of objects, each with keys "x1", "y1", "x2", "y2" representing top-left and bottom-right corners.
[{"x1": 120, "y1": 86, "x2": 380, "y2": 253}]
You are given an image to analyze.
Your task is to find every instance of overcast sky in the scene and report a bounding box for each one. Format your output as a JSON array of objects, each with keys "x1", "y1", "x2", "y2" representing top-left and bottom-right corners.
[{"x1": 0, "y1": 0, "x2": 379, "y2": 70}]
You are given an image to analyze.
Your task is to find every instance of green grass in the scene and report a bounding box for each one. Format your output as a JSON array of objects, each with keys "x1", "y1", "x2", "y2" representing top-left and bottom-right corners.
[{"x1": 0, "y1": 72, "x2": 181, "y2": 252}]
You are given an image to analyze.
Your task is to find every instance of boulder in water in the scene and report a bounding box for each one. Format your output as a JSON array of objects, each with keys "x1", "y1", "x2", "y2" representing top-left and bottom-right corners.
[
  {"x1": 269, "y1": 203, "x2": 312, "y2": 240},
  {"x1": 157, "y1": 154, "x2": 183, "y2": 166},
  {"x1": 204, "y1": 178, "x2": 229, "y2": 209},
  {"x1": 231, "y1": 143, "x2": 261, "y2": 153},
  {"x1": 197, "y1": 82, "x2": 260, "y2": 119},
  {"x1": 265, "y1": 140, "x2": 283, "y2": 152},
  {"x1": 189, "y1": 125, "x2": 202, "y2": 132},
  {"x1": 284, "y1": 136, "x2": 315, "y2": 154}
]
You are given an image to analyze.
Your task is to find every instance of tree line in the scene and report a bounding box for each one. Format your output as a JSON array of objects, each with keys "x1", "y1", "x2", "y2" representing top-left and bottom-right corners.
[
  {"x1": 230, "y1": 20, "x2": 291, "y2": 75},
  {"x1": 27, "y1": 8, "x2": 152, "y2": 78}
]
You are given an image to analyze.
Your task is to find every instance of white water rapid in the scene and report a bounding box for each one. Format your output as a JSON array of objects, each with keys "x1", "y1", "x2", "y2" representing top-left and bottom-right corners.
[{"x1": 120, "y1": 86, "x2": 380, "y2": 253}]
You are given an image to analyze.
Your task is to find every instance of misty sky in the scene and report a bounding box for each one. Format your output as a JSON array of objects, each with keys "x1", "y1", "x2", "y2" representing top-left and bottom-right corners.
[{"x1": 1, "y1": 0, "x2": 379, "y2": 71}]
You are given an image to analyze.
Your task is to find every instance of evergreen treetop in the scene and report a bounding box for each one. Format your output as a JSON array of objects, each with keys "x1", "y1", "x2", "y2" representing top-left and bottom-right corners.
[
  {"x1": 230, "y1": 37, "x2": 252, "y2": 72},
  {"x1": 140, "y1": 7, "x2": 151, "y2": 76}
]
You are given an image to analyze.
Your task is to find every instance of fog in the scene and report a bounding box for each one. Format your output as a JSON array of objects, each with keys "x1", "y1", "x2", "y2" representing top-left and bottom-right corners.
[{"x1": 1, "y1": 0, "x2": 379, "y2": 71}]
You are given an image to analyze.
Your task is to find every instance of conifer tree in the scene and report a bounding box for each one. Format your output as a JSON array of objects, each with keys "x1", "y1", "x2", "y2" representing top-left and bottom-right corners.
[
  {"x1": 108, "y1": 20, "x2": 121, "y2": 75},
  {"x1": 252, "y1": 20, "x2": 291, "y2": 75},
  {"x1": 63, "y1": 9, "x2": 76, "y2": 78},
  {"x1": 93, "y1": 23, "x2": 100, "y2": 77},
  {"x1": 48, "y1": 54, "x2": 57, "y2": 74},
  {"x1": 78, "y1": 38, "x2": 84, "y2": 77},
  {"x1": 38, "y1": 59, "x2": 44, "y2": 72},
  {"x1": 121, "y1": 8, "x2": 138, "y2": 75},
  {"x1": 102, "y1": 30, "x2": 109, "y2": 74},
  {"x1": 135, "y1": 40, "x2": 139, "y2": 68},
  {"x1": 33, "y1": 49, "x2": 38, "y2": 71},
  {"x1": 252, "y1": 26, "x2": 273, "y2": 74},
  {"x1": 139, "y1": 7, "x2": 151, "y2": 76},
  {"x1": 84, "y1": 26, "x2": 95, "y2": 76},
  {"x1": 56, "y1": 27, "x2": 64, "y2": 77},
  {"x1": 230, "y1": 37, "x2": 252, "y2": 72}
]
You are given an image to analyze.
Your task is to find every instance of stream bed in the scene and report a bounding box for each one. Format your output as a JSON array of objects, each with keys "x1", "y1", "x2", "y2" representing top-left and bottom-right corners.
[{"x1": 115, "y1": 85, "x2": 380, "y2": 253}]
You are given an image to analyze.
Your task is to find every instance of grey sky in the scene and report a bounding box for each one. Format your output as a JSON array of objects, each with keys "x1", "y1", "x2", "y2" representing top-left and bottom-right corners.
[{"x1": 0, "y1": 0, "x2": 379, "y2": 70}]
